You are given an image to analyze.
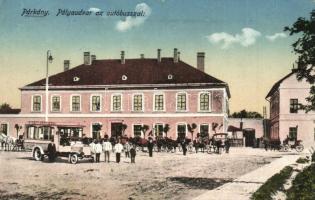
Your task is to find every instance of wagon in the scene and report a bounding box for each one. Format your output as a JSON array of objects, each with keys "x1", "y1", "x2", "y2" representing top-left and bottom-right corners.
[
  {"x1": 32, "y1": 136, "x2": 94, "y2": 164},
  {"x1": 26, "y1": 121, "x2": 93, "y2": 164}
]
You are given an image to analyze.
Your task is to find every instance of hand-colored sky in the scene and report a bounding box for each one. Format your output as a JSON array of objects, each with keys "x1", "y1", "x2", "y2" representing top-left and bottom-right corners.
[{"x1": 0, "y1": 0, "x2": 314, "y2": 114}]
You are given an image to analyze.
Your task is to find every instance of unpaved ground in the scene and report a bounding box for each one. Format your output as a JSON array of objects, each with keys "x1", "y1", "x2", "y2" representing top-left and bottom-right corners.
[{"x1": 0, "y1": 148, "x2": 284, "y2": 200}]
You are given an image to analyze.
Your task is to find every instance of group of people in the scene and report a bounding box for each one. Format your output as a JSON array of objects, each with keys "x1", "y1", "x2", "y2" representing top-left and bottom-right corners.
[{"x1": 89, "y1": 135, "x2": 136, "y2": 163}]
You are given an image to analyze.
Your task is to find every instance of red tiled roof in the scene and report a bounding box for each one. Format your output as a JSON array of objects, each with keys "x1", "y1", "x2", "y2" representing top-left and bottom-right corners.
[{"x1": 24, "y1": 58, "x2": 230, "y2": 96}]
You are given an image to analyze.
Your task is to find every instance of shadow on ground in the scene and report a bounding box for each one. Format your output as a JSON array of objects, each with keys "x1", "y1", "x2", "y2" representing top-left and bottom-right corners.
[{"x1": 167, "y1": 177, "x2": 232, "y2": 190}]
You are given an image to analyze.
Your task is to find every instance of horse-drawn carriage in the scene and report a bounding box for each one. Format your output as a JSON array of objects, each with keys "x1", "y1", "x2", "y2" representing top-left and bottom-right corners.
[{"x1": 208, "y1": 133, "x2": 229, "y2": 154}]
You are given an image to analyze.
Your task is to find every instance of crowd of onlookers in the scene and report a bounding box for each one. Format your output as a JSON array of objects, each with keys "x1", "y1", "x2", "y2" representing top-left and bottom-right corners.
[{"x1": 89, "y1": 135, "x2": 137, "y2": 163}]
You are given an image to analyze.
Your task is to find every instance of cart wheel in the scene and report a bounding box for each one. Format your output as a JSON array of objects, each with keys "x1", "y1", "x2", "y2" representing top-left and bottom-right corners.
[
  {"x1": 70, "y1": 154, "x2": 78, "y2": 164},
  {"x1": 34, "y1": 148, "x2": 44, "y2": 161},
  {"x1": 295, "y1": 145, "x2": 304, "y2": 152}
]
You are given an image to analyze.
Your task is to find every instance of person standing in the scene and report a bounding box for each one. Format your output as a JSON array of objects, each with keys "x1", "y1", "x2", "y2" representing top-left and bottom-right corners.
[
  {"x1": 181, "y1": 137, "x2": 187, "y2": 156},
  {"x1": 102, "y1": 137, "x2": 112, "y2": 163},
  {"x1": 114, "y1": 140, "x2": 123, "y2": 163},
  {"x1": 147, "y1": 137, "x2": 154, "y2": 157},
  {"x1": 124, "y1": 141, "x2": 131, "y2": 158},
  {"x1": 95, "y1": 140, "x2": 102, "y2": 163},
  {"x1": 89, "y1": 139, "x2": 96, "y2": 162},
  {"x1": 47, "y1": 139, "x2": 56, "y2": 162},
  {"x1": 225, "y1": 138, "x2": 231, "y2": 154},
  {"x1": 130, "y1": 145, "x2": 136, "y2": 163}
]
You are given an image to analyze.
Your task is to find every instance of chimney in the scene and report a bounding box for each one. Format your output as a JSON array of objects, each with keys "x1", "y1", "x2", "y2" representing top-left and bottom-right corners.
[
  {"x1": 157, "y1": 49, "x2": 161, "y2": 62},
  {"x1": 91, "y1": 55, "x2": 96, "y2": 63},
  {"x1": 240, "y1": 121, "x2": 243, "y2": 130},
  {"x1": 178, "y1": 51, "x2": 180, "y2": 61},
  {"x1": 84, "y1": 52, "x2": 90, "y2": 65},
  {"x1": 197, "y1": 52, "x2": 205, "y2": 72},
  {"x1": 121, "y1": 51, "x2": 125, "y2": 64},
  {"x1": 173, "y1": 48, "x2": 178, "y2": 63},
  {"x1": 140, "y1": 54, "x2": 144, "y2": 59},
  {"x1": 64, "y1": 60, "x2": 70, "y2": 71}
]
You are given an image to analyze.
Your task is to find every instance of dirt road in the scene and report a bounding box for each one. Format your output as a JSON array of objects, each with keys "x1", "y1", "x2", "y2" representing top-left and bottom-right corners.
[{"x1": 0, "y1": 148, "x2": 283, "y2": 200}]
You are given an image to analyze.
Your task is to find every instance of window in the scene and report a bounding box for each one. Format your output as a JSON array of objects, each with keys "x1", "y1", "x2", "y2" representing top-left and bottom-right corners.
[
  {"x1": 52, "y1": 96, "x2": 61, "y2": 112},
  {"x1": 177, "y1": 93, "x2": 187, "y2": 111},
  {"x1": 112, "y1": 94, "x2": 122, "y2": 111},
  {"x1": 290, "y1": 99, "x2": 299, "y2": 113},
  {"x1": 92, "y1": 123, "x2": 102, "y2": 139},
  {"x1": 200, "y1": 124, "x2": 209, "y2": 138},
  {"x1": 91, "y1": 95, "x2": 101, "y2": 111},
  {"x1": 71, "y1": 95, "x2": 81, "y2": 112},
  {"x1": 199, "y1": 93, "x2": 210, "y2": 111},
  {"x1": 26, "y1": 126, "x2": 53, "y2": 140},
  {"x1": 32, "y1": 95, "x2": 41, "y2": 112},
  {"x1": 289, "y1": 127, "x2": 297, "y2": 140},
  {"x1": 133, "y1": 124, "x2": 142, "y2": 137},
  {"x1": 0, "y1": 123, "x2": 8, "y2": 135},
  {"x1": 154, "y1": 94, "x2": 164, "y2": 111},
  {"x1": 133, "y1": 94, "x2": 143, "y2": 111},
  {"x1": 154, "y1": 124, "x2": 164, "y2": 137},
  {"x1": 177, "y1": 124, "x2": 186, "y2": 139}
]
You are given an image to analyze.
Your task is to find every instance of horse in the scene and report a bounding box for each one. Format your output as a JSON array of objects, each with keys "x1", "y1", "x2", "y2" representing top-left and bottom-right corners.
[{"x1": 0, "y1": 133, "x2": 16, "y2": 151}]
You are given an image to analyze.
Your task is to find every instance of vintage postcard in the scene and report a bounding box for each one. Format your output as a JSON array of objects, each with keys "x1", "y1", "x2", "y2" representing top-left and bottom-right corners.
[{"x1": 0, "y1": 0, "x2": 314, "y2": 199}]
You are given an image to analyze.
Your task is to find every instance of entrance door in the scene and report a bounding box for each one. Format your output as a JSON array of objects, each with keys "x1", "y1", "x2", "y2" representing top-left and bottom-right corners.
[
  {"x1": 111, "y1": 123, "x2": 123, "y2": 139},
  {"x1": 243, "y1": 129, "x2": 255, "y2": 147}
]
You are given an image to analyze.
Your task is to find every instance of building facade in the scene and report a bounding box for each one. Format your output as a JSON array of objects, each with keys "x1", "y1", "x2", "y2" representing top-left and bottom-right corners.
[
  {"x1": 266, "y1": 71, "x2": 315, "y2": 147},
  {"x1": 0, "y1": 49, "x2": 230, "y2": 140}
]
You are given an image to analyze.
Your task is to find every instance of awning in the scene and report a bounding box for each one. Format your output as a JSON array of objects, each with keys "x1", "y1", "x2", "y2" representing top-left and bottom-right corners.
[{"x1": 26, "y1": 121, "x2": 85, "y2": 128}]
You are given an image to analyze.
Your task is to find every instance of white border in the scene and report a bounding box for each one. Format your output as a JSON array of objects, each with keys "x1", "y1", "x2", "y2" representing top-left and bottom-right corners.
[
  {"x1": 153, "y1": 92, "x2": 165, "y2": 112},
  {"x1": 198, "y1": 91, "x2": 212, "y2": 112},
  {"x1": 199, "y1": 123, "x2": 209, "y2": 135},
  {"x1": 111, "y1": 93, "x2": 123, "y2": 112},
  {"x1": 31, "y1": 94, "x2": 42, "y2": 112},
  {"x1": 0, "y1": 122, "x2": 9, "y2": 136},
  {"x1": 70, "y1": 94, "x2": 81, "y2": 112},
  {"x1": 132, "y1": 123, "x2": 144, "y2": 138},
  {"x1": 132, "y1": 93, "x2": 144, "y2": 112},
  {"x1": 51, "y1": 95, "x2": 61, "y2": 112},
  {"x1": 91, "y1": 122, "x2": 102, "y2": 138},
  {"x1": 90, "y1": 94, "x2": 102, "y2": 112},
  {"x1": 153, "y1": 123, "x2": 165, "y2": 137},
  {"x1": 176, "y1": 122, "x2": 187, "y2": 138},
  {"x1": 176, "y1": 92, "x2": 188, "y2": 112}
]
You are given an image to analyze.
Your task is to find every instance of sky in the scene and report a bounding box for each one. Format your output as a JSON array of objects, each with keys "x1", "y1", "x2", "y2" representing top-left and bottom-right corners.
[{"x1": 0, "y1": 0, "x2": 314, "y2": 114}]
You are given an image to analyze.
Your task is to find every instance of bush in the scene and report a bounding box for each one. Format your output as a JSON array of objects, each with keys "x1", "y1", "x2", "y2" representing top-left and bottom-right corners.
[
  {"x1": 286, "y1": 164, "x2": 315, "y2": 200},
  {"x1": 251, "y1": 166, "x2": 293, "y2": 200},
  {"x1": 296, "y1": 157, "x2": 309, "y2": 164}
]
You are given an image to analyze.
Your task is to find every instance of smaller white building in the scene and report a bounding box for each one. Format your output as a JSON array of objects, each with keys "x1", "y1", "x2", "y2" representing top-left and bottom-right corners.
[{"x1": 266, "y1": 71, "x2": 315, "y2": 148}]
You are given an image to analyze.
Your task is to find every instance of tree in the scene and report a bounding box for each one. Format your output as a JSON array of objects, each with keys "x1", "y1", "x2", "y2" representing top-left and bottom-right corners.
[
  {"x1": 140, "y1": 124, "x2": 149, "y2": 139},
  {"x1": 187, "y1": 123, "x2": 197, "y2": 140},
  {"x1": 284, "y1": 10, "x2": 315, "y2": 112},
  {"x1": 230, "y1": 109, "x2": 263, "y2": 118},
  {"x1": 0, "y1": 103, "x2": 12, "y2": 113},
  {"x1": 121, "y1": 124, "x2": 127, "y2": 136},
  {"x1": 93, "y1": 123, "x2": 102, "y2": 139},
  {"x1": 163, "y1": 124, "x2": 170, "y2": 138}
]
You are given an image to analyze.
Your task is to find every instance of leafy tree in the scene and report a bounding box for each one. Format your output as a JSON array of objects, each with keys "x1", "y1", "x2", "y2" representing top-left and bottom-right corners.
[
  {"x1": 230, "y1": 109, "x2": 263, "y2": 118},
  {"x1": 163, "y1": 124, "x2": 170, "y2": 138},
  {"x1": 140, "y1": 124, "x2": 149, "y2": 139},
  {"x1": 187, "y1": 123, "x2": 197, "y2": 139},
  {"x1": 0, "y1": 103, "x2": 12, "y2": 112},
  {"x1": 285, "y1": 10, "x2": 315, "y2": 112},
  {"x1": 121, "y1": 123, "x2": 127, "y2": 135},
  {"x1": 93, "y1": 123, "x2": 102, "y2": 139}
]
